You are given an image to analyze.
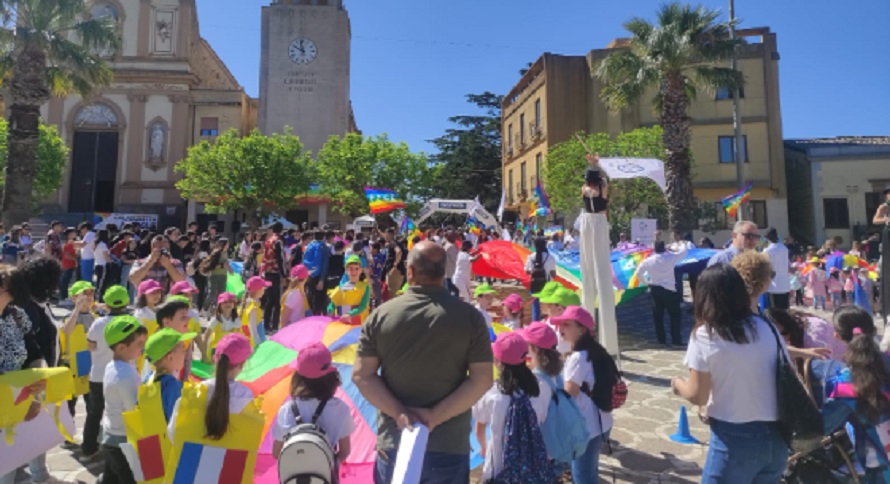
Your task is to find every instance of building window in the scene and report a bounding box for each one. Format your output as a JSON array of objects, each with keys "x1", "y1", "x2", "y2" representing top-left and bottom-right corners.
[
  {"x1": 200, "y1": 117, "x2": 219, "y2": 137},
  {"x1": 507, "y1": 124, "x2": 513, "y2": 150},
  {"x1": 508, "y1": 170, "x2": 514, "y2": 202},
  {"x1": 718, "y1": 135, "x2": 748, "y2": 163},
  {"x1": 519, "y1": 113, "x2": 526, "y2": 145},
  {"x1": 535, "y1": 153, "x2": 542, "y2": 181},
  {"x1": 534, "y1": 99, "x2": 541, "y2": 128},
  {"x1": 749, "y1": 200, "x2": 768, "y2": 228},
  {"x1": 716, "y1": 86, "x2": 745, "y2": 100},
  {"x1": 520, "y1": 162, "x2": 527, "y2": 194},
  {"x1": 824, "y1": 198, "x2": 850, "y2": 229}
]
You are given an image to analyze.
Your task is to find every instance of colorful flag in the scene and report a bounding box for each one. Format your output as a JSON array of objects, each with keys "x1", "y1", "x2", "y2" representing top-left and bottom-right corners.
[
  {"x1": 544, "y1": 226, "x2": 564, "y2": 238},
  {"x1": 172, "y1": 443, "x2": 248, "y2": 483},
  {"x1": 611, "y1": 248, "x2": 652, "y2": 290},
  {"x1": 853, "y1": 275, "x2": 873, "y2": 314},
  {"x1": 400, "y1": 216, "x2": 422, "y2": 249},
  {"x1": 529, "y1": 180, "x2": 551, "y2": 217},
  {"x1": 363, "y1": 187, "x2": 405, "y2": 214},
  {"x1": 467, "y1": 216, "x2": 482, "y2": 236},
  {"x1": 721, "y1": 182, "x2": 752, "y2": 218}
]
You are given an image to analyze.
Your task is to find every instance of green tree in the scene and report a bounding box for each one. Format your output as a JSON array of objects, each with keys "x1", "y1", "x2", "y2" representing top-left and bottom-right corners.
[
  {"x1": 0, "y1": 119, "x2": 68, "y2": 208},
  {"x1": 428, "y1": 92, "x2": 502, "y2": 210},
  {"x1": 544, "y1": 127, "x2": 667, "y2": 240},
  {"x1": 175, "y1": 129, "x2": 313, "y2": 229},
  {"x1": 595, "y1": 2, "x2": 744, "y2": 232},
  {"x1": 0, "y1": 0, "x2": 119, "y2": 225},
  {"x1": 316, "y1": 133, "x2": 438, "y2": 217}
]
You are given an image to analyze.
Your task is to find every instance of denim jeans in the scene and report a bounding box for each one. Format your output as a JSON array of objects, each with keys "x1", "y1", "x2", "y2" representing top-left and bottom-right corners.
[
  {"x1": 702, "y1": 419, "x2": 787, "y2": 483},
  {"x1": 374, "y1": 449, "x2": 469, "y2": 484},
  {"x1": 0, "y1": 453, "x2": 49, "y2": 484},
  {"x1": 572, "y1": 429, "x2": 610, "y2": 484},
  {"x1": 82, "y1": 381, "x2": 104, "y2": 455},
  {"x1": 813, "y1": 295, "x2": 826, "y2": 310},
  {"x1": 80, "y1": 258, "x2": 95, "y2": 285},
  {"x1": 59, "y1": 268, "x2": 76, "y2": 300}
]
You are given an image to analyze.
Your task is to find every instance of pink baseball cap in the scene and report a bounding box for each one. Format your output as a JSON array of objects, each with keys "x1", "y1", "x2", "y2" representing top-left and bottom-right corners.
[
  {"x1": 550, "y1": 305, "x2": 595, "y2": 331},
  {"x1": 246, "y1": 276, "x2": 272, "y2": 292},
  {"x1": 138, "y1": 279, "x2": 162, "y2": 296},
  {"x1": 170, "y1": 281, "x2": 198, "y2": 295},
  {"x1": 217, "y1": 292, "x2": 236, "y2": 305},
  {"x1": 492, "y1": 332, "x2": 528, "y2": 366},
  {"x1": 502, "y1": 294, "x2": 523, "y2": 313},
  {"x1": 294, "y1": 342, "x2": 337, "y2": 379},
  {"x1": 290, "y1": 264, "x2": 309, "y2": 280},
  {"x1": 519, "y1": 322, "x2": 558, "y2": 349},
  {"x1": 214, "y1": 333, "x2": 252, "y2": 365}
]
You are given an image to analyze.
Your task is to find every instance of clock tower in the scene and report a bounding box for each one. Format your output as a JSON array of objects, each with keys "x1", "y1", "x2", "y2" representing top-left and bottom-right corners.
[{"x1": 258, "y1": 0, "x2": 352, "y2": 155}]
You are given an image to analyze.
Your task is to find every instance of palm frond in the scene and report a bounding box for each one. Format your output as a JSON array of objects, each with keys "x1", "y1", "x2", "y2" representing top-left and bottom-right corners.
[
  {"x1": 69, "y1": 17, "x2": 120, "y2": 53},
  {"x1": 690, "y1": 65, "x2": 744, "y2": 94},
  {"x1": 624, "y1": 17, "x2": 654, "y2": 44},
  {"x1": 596, "y1": 50, "x2": 659, "y2": 111}
]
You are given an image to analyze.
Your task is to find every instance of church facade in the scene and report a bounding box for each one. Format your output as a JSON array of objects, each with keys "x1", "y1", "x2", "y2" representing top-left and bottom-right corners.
[{"x1": 36, "y1": 0, "x2": 357, "y2": 230}]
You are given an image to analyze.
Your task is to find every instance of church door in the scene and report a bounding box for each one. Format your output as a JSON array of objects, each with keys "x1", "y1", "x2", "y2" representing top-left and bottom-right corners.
[{"x1": 68, "y1": 131, "x2": 119, "y2": 213}]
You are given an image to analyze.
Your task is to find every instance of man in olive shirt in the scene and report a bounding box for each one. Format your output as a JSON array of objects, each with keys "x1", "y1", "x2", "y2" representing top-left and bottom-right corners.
[{"x1": 354, "y1": 241, "x2": 493, "y2": 484}]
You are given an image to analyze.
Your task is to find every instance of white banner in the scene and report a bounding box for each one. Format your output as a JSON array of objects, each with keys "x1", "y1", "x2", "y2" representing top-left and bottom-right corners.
[
  {"x1": 598, "y1": 157, "x2": 666, "y2": 192},
  {"x1": 631, "y1": 218, "x2": 658, "y2": 246},
  {"x1": 93, "y1": 212, "x2": 159, "y2": 230}
]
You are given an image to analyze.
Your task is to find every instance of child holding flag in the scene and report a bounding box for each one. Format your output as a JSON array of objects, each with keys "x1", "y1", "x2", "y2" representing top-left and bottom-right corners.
[
  {"x1": 328, "y1": 255, "x2": 371, "y2": 325},
  {"x1": 143, "y1": 328, "x2": 194, "y2": 421}
]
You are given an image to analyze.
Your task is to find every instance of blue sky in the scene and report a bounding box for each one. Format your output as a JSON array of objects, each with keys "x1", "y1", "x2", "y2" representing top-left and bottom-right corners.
[{"x1": 196, "y1": 0, "x2": 889, "y2": 154}]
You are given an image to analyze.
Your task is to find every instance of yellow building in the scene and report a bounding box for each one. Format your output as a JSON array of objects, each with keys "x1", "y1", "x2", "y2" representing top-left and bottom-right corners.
[{"x1": 502, "y1": 27, "x2": 787, "y2": 242}]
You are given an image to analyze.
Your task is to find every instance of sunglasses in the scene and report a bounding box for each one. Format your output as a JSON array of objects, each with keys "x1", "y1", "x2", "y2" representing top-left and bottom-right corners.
[{"x1": 740, "y1": 233, "x2": 760, "y2": 240}]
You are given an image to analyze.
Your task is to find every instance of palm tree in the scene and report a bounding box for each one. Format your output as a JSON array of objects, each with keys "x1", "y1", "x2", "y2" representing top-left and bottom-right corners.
[
  {"x1": 0, "y1": 0, "x2": 118, "y2": 226},
  {"x1": 596, "y1": 2, "x2": 744, "y2": 232}
]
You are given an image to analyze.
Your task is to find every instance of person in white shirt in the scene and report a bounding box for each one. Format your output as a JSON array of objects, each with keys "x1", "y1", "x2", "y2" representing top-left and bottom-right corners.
[
  {"x1": 452, "y1": 240, "x2": 479, "y2": 302},
  {"x1": 763, "y1": 228, "x2": 791, "y2": 309},
  {"x1": 77, "y1": 222, "x2": 97, "y2": 283},
  {"x1": 671, "y1": 263, "x2": 789, "y2": 483},
  {"x1": 668, "y1": 230, "x2": 695, "y2": 252},
  {"x1": 633, "y1": 240, "x2": 688, "y2": 346}
]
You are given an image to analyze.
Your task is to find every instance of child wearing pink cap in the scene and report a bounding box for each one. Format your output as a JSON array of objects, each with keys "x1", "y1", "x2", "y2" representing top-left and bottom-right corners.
[
  {"x1": 499, "y1": 293, "x2": 524, "y2": 330},
  {"x1": 472, "y1": 332, "x2": 549, "y2": 481},
  {"x1": 281, "y1": 264, "x2": 311, "y2": 328},
  {"x1": 241, "y1": 276, "x2": 271, "y2": 347},
  {"x1": 520, "y1": 322, "x2": 563, "y2": 402},
  {"x1": 135, "y1": 279, "x2": 164, "y2": 336},
  {"x1": 202, "y1": 292, "x2": 241, "y2": 360},
  {"x1": 551, "y1": 306, "x2": 613, "y2": 482},
  {"x1": 167, "y1": 333, "x2": 256, "y2": 443},
  {"x1": 271, "y1": 342, "x2": 355, "y2": 473}
]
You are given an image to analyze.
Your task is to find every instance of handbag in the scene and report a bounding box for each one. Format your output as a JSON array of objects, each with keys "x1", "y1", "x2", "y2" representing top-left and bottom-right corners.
[{"x1": 764, "y1": 319, "x2": 824, "y2": 453}]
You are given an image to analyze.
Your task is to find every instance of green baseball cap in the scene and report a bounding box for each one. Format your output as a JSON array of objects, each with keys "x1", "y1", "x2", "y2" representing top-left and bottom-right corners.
[
  {"x1": 103, "y1": 285, "x2": 129, "y2": 308},
  {"x1": 552, "y1": 287, "x2": 582, "y2": 307},
  {"x1": 105, "y1": 315, "x2": 142, "y2": 346},
  {"x1": 531, "y1": 281, "x2": 561, "y2": 300},
  {"x1": 166, "y1": 295, "x2": 191, "y2": 306},
  {"x1": 145, "y1": 328, "x2": 196, "y2": 363},
  {"x1": 69, "y1": 281, "x2": 95, "y2": 297},
  {"x1": 474, "y1": 283, "x2": 496, "y2": 298},
  {"x1": 345, "y1": 255, "x2": 363, "y2": 267}
]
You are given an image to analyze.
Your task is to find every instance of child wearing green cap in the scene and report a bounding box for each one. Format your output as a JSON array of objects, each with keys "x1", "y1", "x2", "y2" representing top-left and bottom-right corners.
[
  {"x1": 82, "y1": 285, "x2": 132, "y2": 459},
  {"x1": 101, "y1": 315, "x2": 148, "y2": 484},
  {"x1": 539, "y1": 286, "x2": 577, "y2": 354},
  {"x1": 328, "y1": 255, "x2": 371, "y2": 325},
  {"x1": 60, "y1": 281, "x2": 95, "y2": 420},
  {"x1": 143, "y1": 328, "x2": 194, "y2": 421},
  {"x1": 474, "y1": 283, "x2": 497, "y2": 328}
]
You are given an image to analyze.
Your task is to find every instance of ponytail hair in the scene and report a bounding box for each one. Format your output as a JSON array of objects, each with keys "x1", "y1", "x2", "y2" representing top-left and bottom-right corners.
[
  {"x1": 834, "y1": 305, "x2": 890, "y2": 423},
  {"x1": 205, "y1": 354, "x2": 232, "y2": 440},
  {"x1": 497, "y1": 362, "x2": 540, "y2": 397}
]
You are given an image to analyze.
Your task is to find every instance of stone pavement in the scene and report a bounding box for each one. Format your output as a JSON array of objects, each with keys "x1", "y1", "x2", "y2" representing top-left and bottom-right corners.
[{"x1": 11, "y1": 289, "x2": 857, "y2": 483}]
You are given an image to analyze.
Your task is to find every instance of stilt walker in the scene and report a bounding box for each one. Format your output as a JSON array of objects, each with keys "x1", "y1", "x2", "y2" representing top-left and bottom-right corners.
[{"x1": 577, "y1": 149, "x2": 619, "y2": 355}]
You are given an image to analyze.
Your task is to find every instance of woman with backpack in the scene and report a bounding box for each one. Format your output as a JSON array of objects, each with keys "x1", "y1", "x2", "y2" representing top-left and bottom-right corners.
[
  {"x1": 472, "y1": 332, "x2": 553, "y2": 483},
  {"x1": 272, "y1": 342, "x2": 354, "y2": 484},
  {"x1": 524, "y1": 237, "x2": 557, "y2": 321},
  {"x1": 553, "y1": 305, "x2": 616, "y2": 484},
  {"x1": 671, "y1": 264, "x2": 789, "y2": 483}
]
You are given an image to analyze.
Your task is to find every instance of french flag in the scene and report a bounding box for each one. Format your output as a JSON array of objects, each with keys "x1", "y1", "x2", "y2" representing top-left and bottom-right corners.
[
  {"x1": 120, "y1": 435, "x2": 166, "y2": 482},
  {"x1": 172, "y1": 442, "x2": 248, "y2": 484}
]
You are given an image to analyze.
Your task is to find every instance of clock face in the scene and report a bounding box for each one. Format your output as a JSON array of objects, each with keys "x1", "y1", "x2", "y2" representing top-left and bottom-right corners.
[{"x1": 288, "y1": 38, "x2": 317, "y2": 65}]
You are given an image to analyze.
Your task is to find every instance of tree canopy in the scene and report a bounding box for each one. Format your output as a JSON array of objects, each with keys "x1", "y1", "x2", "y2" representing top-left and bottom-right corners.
[
  {"x1": 315, "y1": 133, "x2": 438, "y2": 217},
  {"x1": 544, "y1": 127, "x2": 668, "y2": 240},
  {"x1": 175, "y1": 128, "x2": 313, "y2": 228},
  {"x1": 0, "y1": 119, "x2": 68, "y2": 207},
  {"x1": 428, "y1": 92, "x2": 503, "y2": 211}
]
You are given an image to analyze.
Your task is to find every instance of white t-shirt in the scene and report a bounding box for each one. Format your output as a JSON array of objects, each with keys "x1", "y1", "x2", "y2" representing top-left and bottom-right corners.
[
  {"x1": 524, "y1": 253, "x2": 557, "y2": 279},
  {"x1": 102, "y1": 359, "x2": 140, "y2": 437},
  {"x1": 271, "y1": 396, "x2": 356, "y2": 447},
  {"x1": 453, "y1": 252, "x2": 473, "y2": 282},
  {"x1": 563, "y1": 350, "x2": 613, "y2": 438},
  {"x1": 93, "y1": 241, "x2": 109, "y2": 267},
  {"x1": 208, "y1": 315, "x2": 240, "y2": 333},
  {"x1": 81, "y1": 231, "x2": 96, "y2": 260},
  {"x1": 764, "y1": 242, "x2": 791, "y2": 293},
  {"x1": 168, "y1": 379, "x2": 255, "y2": 442},
  {"x1": 283, "y1": 289, "x2": 307, "y2": 326},
  {"x1": 86, "y1": 316, "x2": 114, "y2": 383},
  {"x1": 475, "y1": 304, "x2": 493, "y2": 328},
  {"x1": 134, "y1": 307, "x2": 156, "y2": 327},
  {"x1": 684, "y1": 315, "x2": 786, "y2": 423},
  {"x1": 472, "y1": 386, "x2": 550, "y2": 480}
]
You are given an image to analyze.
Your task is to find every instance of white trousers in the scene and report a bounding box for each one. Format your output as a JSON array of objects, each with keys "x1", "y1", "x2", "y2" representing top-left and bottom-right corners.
[{"x1": 578, "y1": 212, "x2": 619, "y2": 355}]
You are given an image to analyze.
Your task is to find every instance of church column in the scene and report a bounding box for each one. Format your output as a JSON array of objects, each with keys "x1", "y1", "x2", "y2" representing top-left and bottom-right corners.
[
  {"x1": 137, "y1": 0, "x2": 151, "y2": 57},
  {"x1": 166, "y1": 94, "x2": 191, "y2": 201},
  {"x1": 177, "y1": 0, "x2": 194, "y2": 59},
  {"x1": 126, "y1": 94, "x2": 147, "y2": 184}
]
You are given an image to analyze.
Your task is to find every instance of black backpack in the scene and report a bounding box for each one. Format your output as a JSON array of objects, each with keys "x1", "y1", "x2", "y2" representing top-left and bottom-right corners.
[
  {"x1": 529, "y1": 253, "x2": 548, "y2": 294},
  {"x1": 582, "y1": 349, "x2": 626, "y2": 413}
]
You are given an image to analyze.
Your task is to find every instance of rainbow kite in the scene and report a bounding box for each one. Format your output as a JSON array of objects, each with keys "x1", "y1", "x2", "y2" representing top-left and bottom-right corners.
[
  {"x1": 364, "y1": 187, "x2": 405, "y2": 214},
  {"x1": 721, "y1": 182, "x2": 752, "y2": 218}
]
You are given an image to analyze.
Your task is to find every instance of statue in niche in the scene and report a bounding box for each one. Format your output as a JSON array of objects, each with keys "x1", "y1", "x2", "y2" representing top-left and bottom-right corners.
[{"x1": 149, "y1": 122, "x2": 165, "y2": 162}]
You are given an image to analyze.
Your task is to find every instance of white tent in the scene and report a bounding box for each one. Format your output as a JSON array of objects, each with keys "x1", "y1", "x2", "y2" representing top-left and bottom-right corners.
[{"x1": 353, "y1": 215, "x2": 376, "y2": 228}]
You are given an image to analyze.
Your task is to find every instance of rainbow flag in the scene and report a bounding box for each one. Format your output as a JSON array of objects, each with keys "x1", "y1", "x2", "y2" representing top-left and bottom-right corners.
[
  {"x1": 400, "y1": 216, "x2": 422, "y2": 249},
  {"x1": 544, "y1": 226, "x2": 564, "y2": 238},
  {"x1": 364, "y1": 187, "x2": 405, "y2": 214},
  {"x1": 533, "y1": 180, "x2": 551, "y2": 217},
  {"x1": 467, "y1": 216, "x2": 482, "y2": 236},
  {"x1": 721, "y1": 182, "x2": 752, "y2": 218},
  {"x1": 611, "y1": 248, "x2": 652, "y2": 290}
]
